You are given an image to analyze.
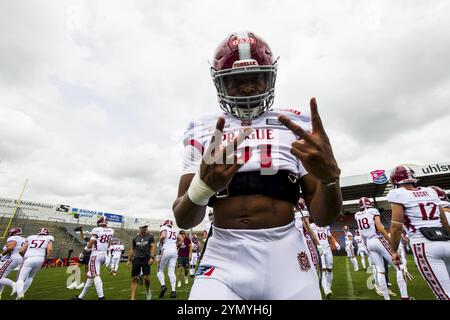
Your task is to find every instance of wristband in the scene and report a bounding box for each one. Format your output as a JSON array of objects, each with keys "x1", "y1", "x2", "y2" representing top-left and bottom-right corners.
[{"x1": 187, "y1": 173, "x2": 215, "y2": 206}]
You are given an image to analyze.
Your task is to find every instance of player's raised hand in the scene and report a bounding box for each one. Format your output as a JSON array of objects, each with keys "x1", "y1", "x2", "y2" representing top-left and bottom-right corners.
[
  {"x1": 278, "y1": 98, "x2": 341, "y2": 184},
  {"x1": 200, "y1": 117, "x2": 252, "y2": 192},
  {"x1": 391, "y1": 252, "x2": 401, "y2": 266}
]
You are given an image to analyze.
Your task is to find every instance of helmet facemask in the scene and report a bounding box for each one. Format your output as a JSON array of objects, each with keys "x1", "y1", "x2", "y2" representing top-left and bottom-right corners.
[{"x1": 211, "y1": 61, "x2": 278, "y2": 121}]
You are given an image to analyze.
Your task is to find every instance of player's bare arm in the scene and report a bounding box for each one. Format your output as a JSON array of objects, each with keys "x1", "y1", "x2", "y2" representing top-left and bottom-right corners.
[
  {"x1": 278, "y1": 98, "x2": 342, "y2": 226},
  {"x1": 173, "y1": 118, "x2": 250, "y2": 229},
  {"x1": 19, "y1": 242, "x2": 28, "y2": 257},
  {"x1": 2, "y1": 240, "x2": 16, "y2": 255},
  {"x1": 439, "y1": 206, "x2": 450, "y2": 233},
  {"x1": 389, "y1": 203, "x2": 405, "y2": 264},
  {"x1": 127, "y1": 247, "x2": 134, "y2": 265},
  {"x1": 328, "y1": 234, "x2": 340, "y2": 249},
  {"x1": 46, "y1": 241, "x2": 53, "y2": 258},
  {"x1": 150, "y1": 242, "x2": 156, "y2": 264}
]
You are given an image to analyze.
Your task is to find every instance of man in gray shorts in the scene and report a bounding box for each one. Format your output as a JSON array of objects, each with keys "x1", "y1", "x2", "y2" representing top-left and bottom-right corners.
[{"x1": 128, "y1": 223, "x2": 155, "y2": 300}]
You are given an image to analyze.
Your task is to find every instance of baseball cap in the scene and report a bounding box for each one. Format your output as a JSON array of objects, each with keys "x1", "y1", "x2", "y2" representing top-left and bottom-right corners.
[{"x1": 139, "y1": 222, "x2": 148, "y2": 228}]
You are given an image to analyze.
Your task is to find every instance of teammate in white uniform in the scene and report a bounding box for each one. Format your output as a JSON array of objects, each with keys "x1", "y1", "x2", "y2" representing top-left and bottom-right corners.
[
  {"x1": 15, "y1": 228, "x2": 54, "y2": 300},
  {"x1": 0, "y1": 227, "x2": 26, "y2": 298},
  {"x1": 294, "y1": 198, "x2": 321, "y2": 270},
  {"x1": 354, "y1": 196, "x2": 411, "y2": 300},
  {"x1": 105, "y1": 243, "x2": 113, "y2": 271},
  {"x1": 354, "y1": 230, "x2": 371, "y2": 270},
  {"x1": 74, "y1": 217, "x2": 114, "y2": 300},
  {"x1": 157, "y1": 219, "x2": 180, "y2": 298},
  {"x1": 431, "y1": 185, "x2": 450, "y2": 223},
  {"x1": 310, "y1": 222, "x2": 340, "y2": 298},
  {"x1": 388, "y1": 166, "x2": 450, "y2": 300},
  {"x1": 190, "y1": 235, "x2": 201, "y2": 277},
  {"x1": 202, "y1": 208, "x2": 214, "y2": 243},
  {"x1": 343, "y1": 226, "x2": 359, "y2": 271},
  {"x1": 173, "y1": 31, "x2": 342, "y2": 300},
  {"x1": 110, "y1": 241, "x2": 124, "y2": 275}
]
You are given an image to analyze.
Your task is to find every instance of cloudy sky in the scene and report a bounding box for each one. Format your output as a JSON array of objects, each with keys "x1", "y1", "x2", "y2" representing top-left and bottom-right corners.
[{"x1": 0, "y1": 0, "x2": 448, "y2": 220}]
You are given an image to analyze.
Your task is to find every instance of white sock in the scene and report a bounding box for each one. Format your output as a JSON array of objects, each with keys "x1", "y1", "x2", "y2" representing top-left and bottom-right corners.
[
  {"x1": 93, "y1": 277, "x2": 104, "y2": 298},
  {"x1": 78, "y1": 278, "x2": 93, "y2": 299},
  {"x1": 396, "y1": 269, "x2": 409, "y2": 299},
  {"x1": 361, "y1": 256, "x2": 366, "y2": 269},
  {"x1": 327, "y1": 270, "x2": 333, "y2": 290},
  {"x1": 23, "y1": 278, "x2": 34, "y2": 294},
  {"x1": 0, "y1": 278, "x2": 14, "y2": 288},
  {"x1": 377, "y1": 273, "x2": 390, "y2": 300},
  {"x1": 157, "y1": 271, "x2": 165, "y2": 286},
  {"x1": 16, "y1": 279, "x2": 24, "y2": 296},
  {"x1": 168, "y1": 266, "x2": 176, "y2": 291},
  {"x1": 321, "y1": 270, "x2": 328, "y2": 291}
]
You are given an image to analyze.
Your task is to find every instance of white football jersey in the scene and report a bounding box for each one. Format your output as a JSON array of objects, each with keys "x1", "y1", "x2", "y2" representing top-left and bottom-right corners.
[
  {"x1": 24, "y1": 235, "x2": 54, "y2": 258},
  {"x1": 387, "y1": 187, "x2": 443, "y2": 244},
  {"x1": 354, "y1": 208, "x2": 382, "y2": 241},
  {"x1": 90, "y1": 227, "x2": 114, "y2": 254},
  {"x1": 344, "y1": 231, "x2": 354, "y2": 246},
  {"x1": 440, "y1": 200, "x2": 450, "y2": 223},
  {"x1": 160, "y1": 225, "x2": 178, "y2": 250},
  {"x1": 294, "y1": 211, "x2": 304, "y2": 231},
  {"x1": 182, "y1": 109, "x2": 311, "y2": 176},
  {"x1": 6, "y1": 235, "x2": 26, "y2": 259},
  {"x1": 112, "y1": 244, "x2": 124, "y2": 257},
  {"x1": 310, "y1": 224, "x2": 331, "y2": 248},
  {"x1": 354, "y1": 235, "x2": 366, "y2": 248}
]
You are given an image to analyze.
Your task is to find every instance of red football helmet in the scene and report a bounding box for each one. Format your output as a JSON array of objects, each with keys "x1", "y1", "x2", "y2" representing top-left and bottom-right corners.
[
  {"x1": 97, "y1": 217, "x2": 108, "y2": 227},
  {"x1": 211, "y1": 31, "x2": 278, "y2": 121},
  {"x1": 163, "y1": 219, "x2": 173, "y2": 227},
  {"x1": 38, "y1": 228, "x2": 49, "y2": 236},
  {"x1": 390, "y1": 165, "x2": 418, "y2": 187},
  {"x1": 358, "y1": 197, "x2": 373, "y2": 210},
  {"x1": 430, "y1": 186, "x2": 448, "y2": 201},
  {"x1": 8, "y1": 227, "x2": 22, "y2": 237}
]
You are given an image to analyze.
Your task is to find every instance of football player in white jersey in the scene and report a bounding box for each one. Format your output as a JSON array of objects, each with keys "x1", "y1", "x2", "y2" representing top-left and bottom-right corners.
[
  {"x1": 157, "y1": 219, "x2": 180, "y2": 298},
  {"x1": 173, "y1": 31, "x2": 342, "y2": 300},
  {"x1": 110, "y1": 241, "x2": 124, "y2": 275},
  {"x1": 15, "y1": 228, "x2": 54, "y2": 300},
  {"x1": 354, "y1": 230, "x2": 371, "y2": 270},
  {"x1": 294, "y1": 198, "x2": 321, "y2": 270},
  {"x1": 202, "y1": 207, "x2": 214, "y2": 243},
  {"x1": 354, "y1": 196, "x2": 411, "y2": 300},
  {"x1": 310, "y1": 221, "x2": 340, "y2": 298},
  {"x1": 388, "y1": 166, "x2": 450, "y2": 300},
  {"x1": 343, "y1": 226, "x2": 359, "y2": 271},
  {"x1": 190, "y1": 234, "x2": 201, "y2": 277},
  {"x1": 0, "y1": 227, "x2": 26, "y2": 299},
  {"x1": 73, "y1": 217, "x2": 114, "y2": 300},
  {"x1": 430, "y1": 185, "x2": 450, "y2": 223}
]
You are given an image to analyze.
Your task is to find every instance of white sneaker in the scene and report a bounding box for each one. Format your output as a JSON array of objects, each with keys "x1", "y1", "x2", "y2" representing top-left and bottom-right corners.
[
  {"x1": 67, "y1": 282, "x2": 77, "y2": 289},
  {"x1": 177, "y1": 281, "x2": 181, "y2": 288},
  {"x1": 146, "y1": 290, "x2": 152, "y2": 300},
  {"x1": 76, "y1": 282, "x2": 85, "y2": 290},
  {"x1": 11, "y1": 282, "x2": 17, "y2": 296}
]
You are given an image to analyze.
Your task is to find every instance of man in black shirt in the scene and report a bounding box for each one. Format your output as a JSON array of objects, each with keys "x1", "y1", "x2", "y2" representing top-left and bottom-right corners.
[
  {"x1": 128, "y1": 223, "x2": 155, "y2": 300},
  {"x1": 72, "y1": 225, "x2": 91, "y2": 290}
]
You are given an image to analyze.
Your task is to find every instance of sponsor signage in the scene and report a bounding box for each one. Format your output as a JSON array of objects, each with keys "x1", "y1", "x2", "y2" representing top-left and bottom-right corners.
[{"x1": 370, "y1": 170, "x2": 388, "y2": 184}]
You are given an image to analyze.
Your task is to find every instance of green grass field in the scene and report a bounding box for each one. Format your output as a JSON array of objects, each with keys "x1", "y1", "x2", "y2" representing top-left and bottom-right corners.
[{"x1": 0, "y1": 255, "x2": 435, "y2": 300}]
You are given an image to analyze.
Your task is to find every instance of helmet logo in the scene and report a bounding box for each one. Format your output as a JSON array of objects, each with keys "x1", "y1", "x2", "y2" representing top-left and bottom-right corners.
[
  {"x1": 231, "y1": 37, "x2": 256, "y2": 46},
  {"x1": 232, "y1": 59, "x2": 258, "y2": 68}
]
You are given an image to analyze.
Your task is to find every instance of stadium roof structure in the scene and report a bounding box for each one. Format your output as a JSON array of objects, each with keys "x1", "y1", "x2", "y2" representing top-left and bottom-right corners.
[{"x1": 340, "y1": 161, "x2": 450, "y2": 214}]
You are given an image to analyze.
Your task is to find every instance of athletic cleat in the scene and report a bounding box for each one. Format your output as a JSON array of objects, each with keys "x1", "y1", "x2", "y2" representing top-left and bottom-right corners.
[
  {"x1": 71, "y1": 296, "x2": 82, "y2": 300},
  {"x1": 16, "y1": 294, "x2": 24, "y2": 300},
  {"x1": 184, "y1": 277, "x2": 188, "y2": 285},
  {"x1": 388, "y1": 289, "x2": 397, "y2": 296},
  {"x1": 177, "y1": 281, "x2": 181, "y2": 288},
  {"x1": 146, "y1": 289, "x2": 152, "y2": 300},
  {"x1": 324, "y1": 289, "x2": 333, "y2": 299},
  {"x1": 76, "y1": 282, "x2": 85, "y2": 290},
  {"x1": 10, "y1": 282, "x2": 17, "y2": 296},
  {"x1": 170, "y1": 291, "x2": 176, "y2": 298},
  {"x1": 159, "y1": 285, "x2": 167, "y2": 298}
]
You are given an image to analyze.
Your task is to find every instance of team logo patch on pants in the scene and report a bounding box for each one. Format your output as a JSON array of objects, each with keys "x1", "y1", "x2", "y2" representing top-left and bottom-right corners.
[
  {"x1": 297, "y1": 252, "x2": 311, "y2": 271},
  {"x1": 195, "y1": 265, "x2": 215, "y2": 277}
]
